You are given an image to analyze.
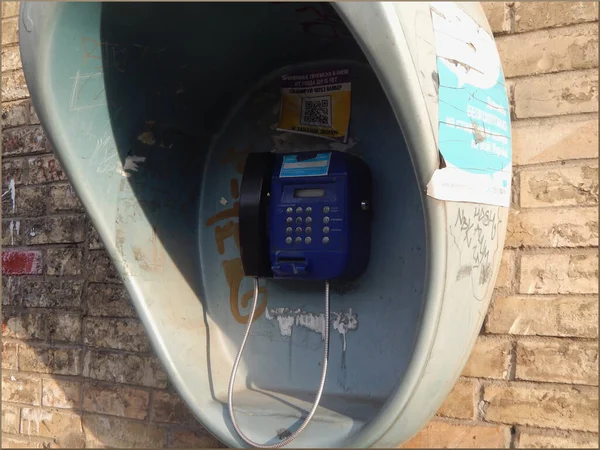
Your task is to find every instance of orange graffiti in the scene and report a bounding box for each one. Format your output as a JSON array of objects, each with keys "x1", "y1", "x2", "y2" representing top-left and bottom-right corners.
[
  {"x1": 223, "y1": 258, "x2": 268, "y2": 324},
  {"x1": 205, "y1": 152, "x2": 268, "y2": 324},
  {"x1": 215, "y1": 221, "x2": 239, "y2": 255}
]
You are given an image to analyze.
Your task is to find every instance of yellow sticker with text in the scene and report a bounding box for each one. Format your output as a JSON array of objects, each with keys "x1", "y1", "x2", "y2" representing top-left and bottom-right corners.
[{"x1": 277, "y1": 68, "x2": 351, "y2": 143}]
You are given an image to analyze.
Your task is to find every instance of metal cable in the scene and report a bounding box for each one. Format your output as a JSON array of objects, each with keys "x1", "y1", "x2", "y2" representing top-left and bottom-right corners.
[{"x1": 227, "y1": 277, "x2": 331, "y2": 448}]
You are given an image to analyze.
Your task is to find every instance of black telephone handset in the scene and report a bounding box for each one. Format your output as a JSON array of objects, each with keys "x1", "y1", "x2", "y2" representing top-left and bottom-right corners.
[{"x1": 239, "y1": 152, "x2": 276, "y2": 278}]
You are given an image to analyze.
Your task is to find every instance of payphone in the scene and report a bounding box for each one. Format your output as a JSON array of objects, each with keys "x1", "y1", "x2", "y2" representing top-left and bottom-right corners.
[{"x1": 228, "y1": 151, "x2": 372, "y2": 447}]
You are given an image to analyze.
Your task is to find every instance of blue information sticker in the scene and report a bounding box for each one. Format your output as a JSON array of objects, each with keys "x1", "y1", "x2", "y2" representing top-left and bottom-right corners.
[
  {"x1": 279, "y1": 153, "x2": 332, "y2": 178},
  {"x1": 428, "y1": 3, "x2": 512, "y2": 207}
]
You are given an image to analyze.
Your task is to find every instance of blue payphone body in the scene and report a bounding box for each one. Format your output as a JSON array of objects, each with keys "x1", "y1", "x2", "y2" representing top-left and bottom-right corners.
[{"x1": 239, "y1": 151, "x2": 372, "y2": 282}]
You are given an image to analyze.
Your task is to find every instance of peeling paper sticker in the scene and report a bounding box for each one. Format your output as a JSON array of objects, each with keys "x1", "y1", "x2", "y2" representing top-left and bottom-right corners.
[{"x1": 427, "y1": 2, "x2": 512, "y2": 207}]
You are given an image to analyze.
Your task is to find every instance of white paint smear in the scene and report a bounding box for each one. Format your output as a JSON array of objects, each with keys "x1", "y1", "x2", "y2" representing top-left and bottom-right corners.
[{"x1": 265, "y1": 308, "x2": 358, "y2": 348}]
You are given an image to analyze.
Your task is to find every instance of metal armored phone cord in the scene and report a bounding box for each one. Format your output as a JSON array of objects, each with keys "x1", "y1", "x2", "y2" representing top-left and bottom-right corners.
[{"x1": 227, "y1": 277, "x2": 331, "y2": 448}]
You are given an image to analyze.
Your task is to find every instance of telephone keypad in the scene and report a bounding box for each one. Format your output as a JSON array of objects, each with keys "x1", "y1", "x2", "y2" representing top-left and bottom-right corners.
[
  {"x1": 286, "y1": 217, "x2": 293, "y2": 225},
  {"x1": 306, "y1": 207, "x2": 312, "y2": 213},
  {"x1": 305, "y1": 227, "x2": 312, "y2": 234},
  {"x1": 286, "y1": 227, "x2": 292, "y2": 235},
  {"x1": 281, "y1": 205, "x2": 339, "y2": 248},
  {"x1": 295, "y1": 227, "x2": 302, "y2": 234},
  {"x1": 286, "y1": 207, "x2": 293, "y2": 214},
  {"x1": 323, "y1": 216, "x2": 330, "y2": 224},
  {"x1": 305, "y1": 237, "x2": 312, "y2": 244},
  {"x1": 305, "y1": 217, "x2": 312, "y2": 224},
  {"x1": 296, "y1": 207, "x2": 303, "y2": 214},
  {"x1": 296, "y1": 217, "x2": 302, "y2": 224},
  {"x1": 285, "y1": 237, "x2": 292, "y2": 244},
  {"x1": 295, "y1": 236, "x2": 302, "y2": 244}
]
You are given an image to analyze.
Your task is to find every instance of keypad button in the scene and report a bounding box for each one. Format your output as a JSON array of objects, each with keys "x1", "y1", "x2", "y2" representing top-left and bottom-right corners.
[
  {"x1": 323, "y1": 206, "x2": 330, "y2": 213},
  {"x1": 296, "y1": 207, "x2": 303, "y2": 214},
  {"x1": 295, "y1": 227, "x2": 302, "y2": 234},
  {"x1": 295, "y1": 237, "x2": 302, "y2": 244},
  {"x1": 296, "y1": 217, "x2": 302, "y2": 224},
  {"x1": 323, "y1": 216, "x2": 330, "y2": 224},
  {"x1": 305, "y1": 217, "x2": 312, "y2": 224},
  {"x1": 286, "y1": 227, "x2": 293, "y2": 235},
  {"x1": 322, "y1": 237, "x2": 330, "y2": 244},
  {"x1": 305, "y1": 237, "x2": 312, "y2": 244},
  {"x1": 286, "y1": 217, "x2": 293, "y2": 225},
  {"x1": 305, "y1": 227, "x2": 312, "y2": 234},
  {"x1": 306, "y1": 207, "x2": 312, "y2": 214},
  {"x1": 286, "y1": 237, "x2": 292, "y2": 244},
  {"x1": 286, "y1": 207, "x2": 293, "y2": 214},
  {"x1": 323, "y1": 226, "x2": 330, "y2": 234}
]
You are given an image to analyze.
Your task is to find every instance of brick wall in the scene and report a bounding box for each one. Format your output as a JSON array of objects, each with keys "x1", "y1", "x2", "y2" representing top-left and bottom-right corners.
[{"x1": 1, "y1": 1, "x2": 598, "y2": 448}]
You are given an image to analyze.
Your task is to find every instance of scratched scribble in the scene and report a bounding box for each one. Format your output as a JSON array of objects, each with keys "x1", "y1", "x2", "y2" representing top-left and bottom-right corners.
[{"x1": 449, "y1": 205, "x2": 501, "y2": 301}]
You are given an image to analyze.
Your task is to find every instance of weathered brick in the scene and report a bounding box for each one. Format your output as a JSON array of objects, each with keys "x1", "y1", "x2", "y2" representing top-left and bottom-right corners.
[
  {"x1": 170, "y1": 429, "x2": 222, "y2": 448},
  {"x1": 0, "y1": 435, "x2": 46, "y2": 448},
  {"x1": 506, "y1": 207, "x2": 598, "y2": 248},
  {"x1": 516, "y1": 338, "x2": 598, "y2": 385},
  {"x1": 47, "y1": 184, "x2": 84, "y2": 214},
  {"x1": 514, "y1": 2, "x2": 599, "y2": 33},
  {"x1": 3, "y1": 126, "x2": 48, "y2": 157},
  {"x1": 87, "y1": 250, "x2": 121, "y2": 283},
  {"x1": 88, "y1": 222, "x2": 104, "y2": 250},
  {"x1": 520, "y1": 251, "x2": 598, "y2": 295},
  {"x1": 2, "y1": 250, "x2": 42, "y2": 275},
  {"x1": 482, "y1": 383, "x2": 598, "y2": 431},
  {"x1": 463, "y1": 336, "x2": 511, "y2": 379},
  {"x1": 22, "y1": 279, "x2": 83, "y2": 310},
  {"x1": 2, "y1": 403, "x2": 20, "y2": 434},
  {"x1": 83, "y1": 350, "x2": 168, "y2": 388},
  {"x1": 83, "y1": 318, "x2": 149, "y2": 352},
  {"x1": 151, "y1": 391, "x2": 197, "y2": 425},
  {"x1": 520, "y1": 165, "x2": 598, "y2": 208},
  {"x1": 2, "y1": 372, "x2": 42, "y2": 405},
  {"x1": 436, "y1": 379, "x2": 476, "y2": 420},
  {"x1": 82, "y1": 413, "x2": 167, "y2": 448},
  {"x1": 517, "y1": 429, "x2": 599, "y2": 448},
  {"x1": 29, "y1": 103, "x2": 40, "y2": 125},
  {"x1": 20, "y1": 407, "x2": 84, "y2": 447},
  {"x1": 19, "y1": 346, "x2": 82, "y2": 376},
  {"x1": 3, "y1": 311, "x2": 81, "y2": 343},
  {"x1": 2, "y1": 69, "x2": 29, "y2": 102},
  {"x1": 486, "y1": 295, "x2": 598, "y2": 338},
  {"x1": 401, "y1": 420, "x2": 508, "y2": 448},
  {"x1": 2, "y1": 100, "x2": 29, "y2": 128},
  {"x1": 513, "y1": 69, "x2": 598, "y2": 119},
  {"x1": 25, "y1": 216, "x2": 86, "y2": 245},
  {"x1": 497, "y1": 23, "x2": 598, "y2": 78},
  {"x1": 2, "y1": 2, "x2": 20, "y2": 18},
  {"x1": 82, "y1": 383, "x2": 150, "y2": 420},
  {"x1": 2, "y1": 219, "x2": 23, "y2": 246},
  {"x1": 27, "y1": 154, "x2": 66, "y2": 184},
  {"x1": 2, "y1": 276, "x2": 22, "y2": 306},
  {"x1": 45, "y1": 248, "x2": 83, "y2": 276},
  {"x1": 2, "y1": 17, "x2": 19, "y2": 44},
  {"x1": 2, "y1": 342, "x2": 18, "y2": 370},
  {"x1": 2, "y1": 186, "x2": 47, "y2": 218},
  {"x1": 86, "y1": 283, "x2": 136, "y2": 317},
  {"x1": 42, "y1": 378, "x2": 81, "y2": 409},
  {"x1": 3, "y1": 311, "x2": 47, "y2": 341},
  {"x1": 2, "y1": 158, "x2": 25, "y2": 187},
  {"x1": 1, "y1": 44, "x2": 21, "y2": 72},
  {"x1": 481, "y1": 2, "x2": 511, "y2": 34},
  {"x1": 513, "y1": 115, "x2": 598, "y2": 166},
  {"x1": 496, "y1": 250, "x2": 516, "y2": 290}
]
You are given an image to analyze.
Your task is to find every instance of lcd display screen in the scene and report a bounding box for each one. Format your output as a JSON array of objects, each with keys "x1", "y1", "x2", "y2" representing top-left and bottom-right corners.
[{"x1": 294, "y1": 188, "x2": 325, "y2": 198}]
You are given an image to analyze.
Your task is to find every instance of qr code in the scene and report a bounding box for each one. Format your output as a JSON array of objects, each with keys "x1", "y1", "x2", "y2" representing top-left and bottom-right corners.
[{"x1": 300, "y1": 96, "x2": 332, "y2": 127}]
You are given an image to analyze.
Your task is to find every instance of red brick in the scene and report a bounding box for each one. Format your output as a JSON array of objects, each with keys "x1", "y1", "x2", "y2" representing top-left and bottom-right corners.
[
  {"x1": 47, "y1": 184, "x2": 84, "y2": 214},
  {"x1": 45, "y1": 248, "x2": 83, "y2": 276},
  {"x1": 82, "y1": 383, "x2": 150, "y2": 420},
  {"x1": 27, "y1": 155, "x2": 66, "y2": 184},
  {"x1": 2, "y1": 100, "x2": 29, "y2": 128},
  {"x1": 86, "y1": 284, "x2": 136, "y2": 317},
  {"x1": 2, "y1": 126, "x2": 48, "y2": 157},
  {"x1": 22, "y1": 280, "x2": 84, "y2": 310},
  {"x1": 2, "y1": 276, "x2": 22, "y2": 306},
  {"x1": 83, "y1": 350, "x2": 167, "y2": 388},
  {"x1": 2, "y1": 158, "x2": 25, "y2": 187},
  {"x1": 19, "y1": 346, "x2": 82, "y2": 376},
  {"x1": 2, "y1": 250, "x2": 42, "y2": 275},
  {"x1": 2, "y1": 219, "x2": 23, "y2": 247},
  {"x1": 83, "y1": 318, "x2": 150, "y2": 352},
  {"x1": 87, "y1": 250, "x2": 121, "y2": 284},
  {"x1": 2, "y1": 185, "x2": 47, "y2": 218}
]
